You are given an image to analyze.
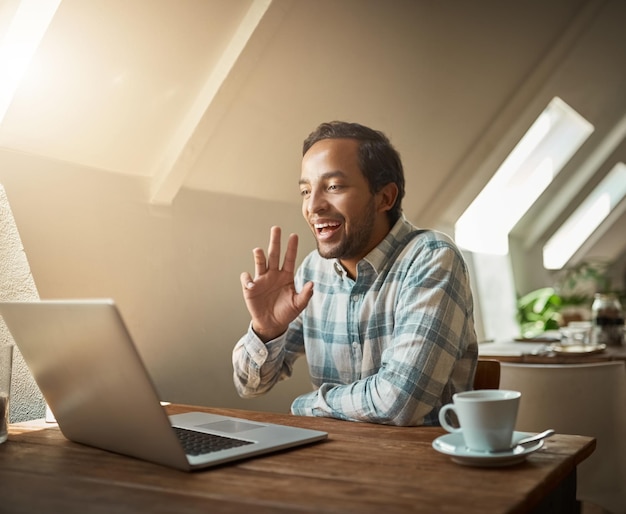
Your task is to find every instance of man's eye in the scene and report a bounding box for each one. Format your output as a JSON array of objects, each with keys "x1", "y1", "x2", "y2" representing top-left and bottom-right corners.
[
  {"x1": 300, "y1": 189, "x2": 310, "y2": 197},
  {"x1": 328, "y1": 184, "x2": 342, "y2": 191}
]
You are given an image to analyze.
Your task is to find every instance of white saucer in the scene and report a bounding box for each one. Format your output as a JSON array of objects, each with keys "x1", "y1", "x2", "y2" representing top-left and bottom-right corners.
[
  {"x1": 432, "y1": 431, "x2": 544, "y2": 467},
  {"x1": 547, "y1": 343, "x2": 606, "y2": 356}
]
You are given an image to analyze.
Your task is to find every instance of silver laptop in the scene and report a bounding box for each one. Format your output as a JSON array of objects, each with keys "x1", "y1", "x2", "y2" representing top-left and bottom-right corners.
[{"x1": 0, "y1": 299, "x2": 327, "y2": 471}]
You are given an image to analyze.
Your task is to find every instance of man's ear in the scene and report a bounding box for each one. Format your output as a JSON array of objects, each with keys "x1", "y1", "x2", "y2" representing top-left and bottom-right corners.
[{"x1": 376, "y1": 183, "x2": 399, "y2": 213}]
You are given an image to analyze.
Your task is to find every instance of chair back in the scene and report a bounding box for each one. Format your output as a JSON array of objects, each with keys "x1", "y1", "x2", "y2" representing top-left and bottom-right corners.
[
  {"x1": 500, "y1": 361, "x2": 626, "y2": 513},
  {"x1": 473, "y1": 359, "x2": 501, "y2": 390}
]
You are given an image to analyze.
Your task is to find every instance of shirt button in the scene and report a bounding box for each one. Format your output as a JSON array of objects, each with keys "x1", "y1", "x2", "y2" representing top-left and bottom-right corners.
[
  {"x1": 351, "y1": 294, "x2": 359, "y2": 302},
  {"x1": 352, "y1": 341, "x2": 359, "y2": 348}
]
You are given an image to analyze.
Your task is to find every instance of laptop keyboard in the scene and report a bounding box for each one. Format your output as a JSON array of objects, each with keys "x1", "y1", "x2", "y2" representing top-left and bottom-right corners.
[{"x1": 173, "y1": 426, "x2": 254, "y2": 456}]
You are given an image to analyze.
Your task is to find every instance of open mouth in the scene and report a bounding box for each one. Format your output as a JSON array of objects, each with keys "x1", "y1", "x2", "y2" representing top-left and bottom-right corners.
[{"x1": 314, "y1": 221, "x2": 342, "y2": 240}]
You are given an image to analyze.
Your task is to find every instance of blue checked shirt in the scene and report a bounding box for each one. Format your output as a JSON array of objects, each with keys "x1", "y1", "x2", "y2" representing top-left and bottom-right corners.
[{"x1": 232, "y1": 216, "x2": 478, "y2": 426}]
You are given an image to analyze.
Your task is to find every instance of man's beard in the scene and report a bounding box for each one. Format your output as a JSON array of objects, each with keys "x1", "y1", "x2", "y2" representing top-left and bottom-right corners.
[{"x1": 316, "y1": 199, "x2": 377, "y2": 261}]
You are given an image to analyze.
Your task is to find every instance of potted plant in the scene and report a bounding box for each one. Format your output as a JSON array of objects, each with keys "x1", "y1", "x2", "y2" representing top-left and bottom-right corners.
[
  {"x1": 516, "y1": 287, "x2": 562, "y2": 338},
  {"x1": 516, "y1": 259, "x2": 620, "y2": 338}
]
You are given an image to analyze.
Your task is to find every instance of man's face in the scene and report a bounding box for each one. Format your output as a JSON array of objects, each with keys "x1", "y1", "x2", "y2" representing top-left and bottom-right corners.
[{"x1": 300, "y1": 138, "x2": 391, "y2": 272}]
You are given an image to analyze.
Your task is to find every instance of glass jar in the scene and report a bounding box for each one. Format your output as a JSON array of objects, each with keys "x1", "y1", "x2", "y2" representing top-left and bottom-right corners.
[{"x1": 591, "y1": 293, "x2": 624, "y2": 346}]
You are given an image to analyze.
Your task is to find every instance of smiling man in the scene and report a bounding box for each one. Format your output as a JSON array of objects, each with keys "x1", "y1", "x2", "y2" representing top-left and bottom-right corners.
[{"x1": 232, "y1": 121, "x2": 478, "y2": 426}]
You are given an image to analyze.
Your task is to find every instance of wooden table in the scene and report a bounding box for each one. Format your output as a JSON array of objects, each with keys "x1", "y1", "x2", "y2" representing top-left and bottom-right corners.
[
  {"x1": 479, "y1": 339, "x2": 626, "y2": 364},
  {"x1": 1, "y1": 404, "x2": 595, "y2": 513}
]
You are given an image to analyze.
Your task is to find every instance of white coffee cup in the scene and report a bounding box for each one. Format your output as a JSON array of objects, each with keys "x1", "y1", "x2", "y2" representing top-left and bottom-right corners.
[{"x1": 438, "y1": 389, "x2": 521, "y2": 452}]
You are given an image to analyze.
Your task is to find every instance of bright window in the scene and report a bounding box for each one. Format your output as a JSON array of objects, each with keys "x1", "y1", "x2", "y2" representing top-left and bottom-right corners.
[
  {"x1": 455, "y1": 97, "x2": 594, "y2": 254},
  {"x1": 543, "y1": 162, "x2": 626, "y2": 269},
  {"x1": 0, "y1": 0, "x2": 61, "y2": 124}
]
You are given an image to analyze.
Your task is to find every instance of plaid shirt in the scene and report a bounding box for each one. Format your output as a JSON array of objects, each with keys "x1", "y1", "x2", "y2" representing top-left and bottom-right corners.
[{"x1": 232, "y1": 216, "x2": 478, "y2": 426}]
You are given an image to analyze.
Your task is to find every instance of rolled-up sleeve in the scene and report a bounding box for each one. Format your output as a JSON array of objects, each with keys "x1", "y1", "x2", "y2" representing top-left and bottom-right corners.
[{"x1": 232, "y1": 322, "x2": 304, "y2": 398}]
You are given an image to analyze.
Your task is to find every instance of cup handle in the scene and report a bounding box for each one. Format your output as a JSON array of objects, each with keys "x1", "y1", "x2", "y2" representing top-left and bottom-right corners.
[{"x1": 439, "y1": 404, "x2": 462, "y2": 433}]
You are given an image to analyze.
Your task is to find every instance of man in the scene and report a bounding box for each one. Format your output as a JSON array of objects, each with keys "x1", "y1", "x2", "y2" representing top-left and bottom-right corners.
[{"x1": 233, "y1": 121, "x2": 478, "y2": 426}]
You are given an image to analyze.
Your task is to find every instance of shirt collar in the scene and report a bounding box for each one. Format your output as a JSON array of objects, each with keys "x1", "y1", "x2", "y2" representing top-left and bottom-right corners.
[{"x1": 333, "y1": 215, "x2": 418, "y2": 277}]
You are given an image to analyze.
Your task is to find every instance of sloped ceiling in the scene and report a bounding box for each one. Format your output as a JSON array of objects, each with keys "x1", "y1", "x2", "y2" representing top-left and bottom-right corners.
[{"x1": 0, "y1": 0, "x2": 624, "y2": 265}]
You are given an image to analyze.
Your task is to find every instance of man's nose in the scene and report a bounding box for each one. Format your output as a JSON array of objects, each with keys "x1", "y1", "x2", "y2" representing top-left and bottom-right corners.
[{"x1": 305, "y1": 189, "x2": 327, "y2": 214}]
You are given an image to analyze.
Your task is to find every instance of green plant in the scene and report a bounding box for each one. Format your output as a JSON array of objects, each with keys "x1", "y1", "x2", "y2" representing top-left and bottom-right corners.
[
  {"x1": 516, "y1": 259, "x2": 624, "y2": 338},
  {"x1": 516, "y1": 287, "x2": 563, "y2": 338}
]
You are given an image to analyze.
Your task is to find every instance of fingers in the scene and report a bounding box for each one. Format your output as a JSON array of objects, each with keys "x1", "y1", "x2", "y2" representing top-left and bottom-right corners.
[
  {"x1": 252, "y1": 247, "x2": 266, "y2": 279},
  {"x1": 294, "y1": 281, "x2": 314, "y2": 311},
  {"x1": 250, "y1": 227, "x2": 297, "y2": 280},
  {"x1": 240, "y1": 272, "x2": 255, "y2": 290},
  {"x1": 266, "y1": 226, "x2": 282, "y2": 270},
  {"x1": 282, "y1": 233, "x2": 299, "y2": 273}
]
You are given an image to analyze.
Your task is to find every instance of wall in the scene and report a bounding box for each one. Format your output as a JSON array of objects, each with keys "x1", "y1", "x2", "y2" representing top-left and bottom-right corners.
[
  {"x1": 0, "y1": 184, "x2": 45, "y2": 422},
  {"x1": 0, "y1": 147, "x2": 316, "y2": 418}
]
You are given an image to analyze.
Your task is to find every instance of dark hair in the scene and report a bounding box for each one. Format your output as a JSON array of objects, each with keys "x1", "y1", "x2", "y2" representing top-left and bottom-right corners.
[{"x1": 302, "y1": 121, "x2": 405, "y2": 224}]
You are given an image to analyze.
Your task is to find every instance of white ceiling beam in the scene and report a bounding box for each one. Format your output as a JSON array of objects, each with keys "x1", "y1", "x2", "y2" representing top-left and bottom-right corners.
[{"x1": 149, "y1": 0, "x2": 291, "y2": 205}]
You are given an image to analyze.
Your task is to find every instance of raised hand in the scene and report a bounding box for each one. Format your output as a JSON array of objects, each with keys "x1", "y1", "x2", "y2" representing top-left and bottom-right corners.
[{"x1": 240, "y1": 226, "x2": 314, "y2": 342}]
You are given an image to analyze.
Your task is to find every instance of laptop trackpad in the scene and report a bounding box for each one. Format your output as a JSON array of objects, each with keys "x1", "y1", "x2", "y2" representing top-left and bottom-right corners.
[{"x1": 197, "y1": 420, "x2": 264, "y2": 434}]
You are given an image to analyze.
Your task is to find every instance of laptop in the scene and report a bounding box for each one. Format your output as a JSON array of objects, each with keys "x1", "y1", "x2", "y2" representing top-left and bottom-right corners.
[{"x1": 0, "y1": 299, "x2": 327, "y2": 471}]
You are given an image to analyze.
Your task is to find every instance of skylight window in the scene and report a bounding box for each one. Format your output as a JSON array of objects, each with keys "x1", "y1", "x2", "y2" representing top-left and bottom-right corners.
[
  {"x1": 455, "y1": 97, "x2": 594, "y2": 255},
  {"x1": 543, "y1": 162, "x2": 626, "y2": 269},
  {"x1": 0, "y1": 0, "x2": 61, "y2": 124}
]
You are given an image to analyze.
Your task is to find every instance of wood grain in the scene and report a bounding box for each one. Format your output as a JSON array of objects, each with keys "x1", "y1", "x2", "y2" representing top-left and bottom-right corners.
[{"x1": 1, "y1": 404, "x2": 595, "y2": 513}]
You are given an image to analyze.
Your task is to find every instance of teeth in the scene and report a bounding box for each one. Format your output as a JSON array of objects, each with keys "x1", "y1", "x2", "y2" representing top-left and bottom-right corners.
[{"x1": 314, "y1": 222, "x2": 340, "y2": 229}]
